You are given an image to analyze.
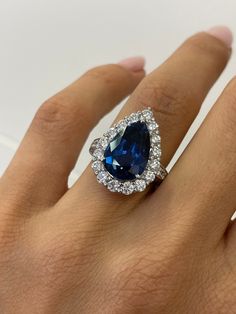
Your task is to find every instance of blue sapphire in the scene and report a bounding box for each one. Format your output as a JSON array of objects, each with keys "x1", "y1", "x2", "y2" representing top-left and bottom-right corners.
[{"x1": 103, "y1": 121, "x2": 150, "y2": 180}]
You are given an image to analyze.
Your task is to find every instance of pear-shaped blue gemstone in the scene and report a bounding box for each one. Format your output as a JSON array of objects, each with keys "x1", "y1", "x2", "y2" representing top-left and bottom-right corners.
[{"x1": 103, "y1": 121, "x2": 150, "y2": 180}]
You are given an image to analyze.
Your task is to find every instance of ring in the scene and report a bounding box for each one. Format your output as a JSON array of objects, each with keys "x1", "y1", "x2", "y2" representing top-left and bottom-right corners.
[{"x1": 89, "y1": 108, "x2": 168, "y2": 195}]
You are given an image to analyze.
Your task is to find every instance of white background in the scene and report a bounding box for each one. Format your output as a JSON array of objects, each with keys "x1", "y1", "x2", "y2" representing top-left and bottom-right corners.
[{"x1": 0, "y1": 0, "x2": 236, "y2": 181}]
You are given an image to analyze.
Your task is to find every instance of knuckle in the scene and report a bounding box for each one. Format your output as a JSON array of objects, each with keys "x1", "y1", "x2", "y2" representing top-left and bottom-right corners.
[
  {"x1": 39, "y1": 242, "x2": 72, "y2": 277},
  {"x1": 133, "y1": 78, "x2": 196, "y2": 125},
  {"x1": 0, "y1": 204, "x2": 26, "y2": 248},
  {"x1": 35, "y1": 228, "x2": 99, "y2": 286},
  {"x1": 106, "y1": 247, "x2": 185, "y2": 311},
  {"x1": 203, "y1": 255, "x2": 236, "y2": 313},
  {"x1": 32, "y1": 96, "x2": 88, "y2": 138},
  {"x1": 183, "y1": 32, "x2": 229, "y2": 63},
  {"x1": 85, "y1": 65, "x2": 115, "y2": 81},
  {"x1": 33, "y1": 98, "x2": 72, "y2": 137},
  {"x1": 84, "y1": 64, "x2": 131, "y2": 85},
  {"x1": 0, "y1": 219, "x2": 20, "y2": 249},
  {"x1": 37, "y1": 233, "x2": 79, "y2": 273},
  {"x1": 34, "y1": 236, "x2": 80, "y2": 290}
]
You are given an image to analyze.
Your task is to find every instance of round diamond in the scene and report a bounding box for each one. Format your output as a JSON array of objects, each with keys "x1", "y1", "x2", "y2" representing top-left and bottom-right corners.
[
  {"x1": 139, "y1": 115, "x2": 145, "y2": 122},
  {"x1": 145, "y1": 171, "x2": 155, "y2": 183},
  {"x1": 116, "y1": 120, "x2": 127, "y2": 132},
  {"x1": 107, "y1": 180, "x2": 120, "y2": 192},
  {"x1": 122, "y1": 182, "x2": 134, "y2": 195},
  {"x1": 151, "y1": 133, "x2": 161, "y2": 144},
  {"x1": 151, "y1": 146, "x2": 161, "y2": 157},
  {"x1": 89, "y1": 138, "x2": 100, "y2": 155},
  {"x1": 105, "y1": 127, "x2": 116, "y2": 140},
  {"x1": 93, "y1": 149, "x2": 104, "y2": 160},
  {"x1": 128, "y1": 113, "x2": 139, "y2": 123},
  {"x1": 92, "y1": 161, "x2": 103, "y2": 173},
  {"x1": 149, "y1": 159, "x2": 160, "y2": 170},
  {"x1": 142, "y1": 109, "x2": 153, "y2": 120},
  {"x1": 135, "y1": 179, "x2": 146, "y2": 192},
  {"x1": 97, "y1": 171, "x2": 108, "y2": 184},
  {"x1": 99, "y1": 137, "x2": 108, "y2": 148},
  {"x1": 148, "y1": 121, "x2": 158, "y2": 131}
]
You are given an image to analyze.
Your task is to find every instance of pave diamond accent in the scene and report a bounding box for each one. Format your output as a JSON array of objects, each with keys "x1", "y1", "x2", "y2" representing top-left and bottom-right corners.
[
  {"x1": 151, "y1": 146, "x2": 161, "y2": 157},
  {"x1": 92, "y1": 161, "x2": 104, "y2": 173},
  {"x1": 93, "y1": 148, "x2": 104, "y2": 160},
  {"x1": 90, "y1": 108, "x2": 166, "y2": 195}
]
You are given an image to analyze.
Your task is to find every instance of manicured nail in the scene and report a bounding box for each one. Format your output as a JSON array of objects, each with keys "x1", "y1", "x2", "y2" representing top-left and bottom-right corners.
[
  {"x1": 206, "y1": 26, "x2": 233, "y2": 48},
  {"x1": 118, "y1": 56, "x2": 145, "y2": 72}
]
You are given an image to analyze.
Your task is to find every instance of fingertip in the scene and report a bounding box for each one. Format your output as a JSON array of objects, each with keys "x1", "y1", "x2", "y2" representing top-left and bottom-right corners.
[
  {"x1": 118, "y1": 56, "x2": 146, "y2": 72},
  {"x1": 206, "y1": 26, "x2": 233, "y2": 48}
]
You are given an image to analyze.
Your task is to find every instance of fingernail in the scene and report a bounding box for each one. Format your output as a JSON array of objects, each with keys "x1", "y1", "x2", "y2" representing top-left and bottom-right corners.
[
  {"x1": 118, "y1": 56, "x2": 145, "y2": 72},
  {"x1": 206, "y1": 26, "x2": 233, "y2": 48}
]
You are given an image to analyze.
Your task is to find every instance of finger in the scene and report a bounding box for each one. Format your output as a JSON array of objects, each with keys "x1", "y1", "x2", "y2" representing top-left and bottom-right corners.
[
  {"x1": 66, "y1": 27, "x2": 232, "y2": 218},
  {"x1": 142, "y1": 76, "x2": 236, "y2": 246},
  {"x1": 0, "y1": 59, "x2": 145, "y2": 209}
]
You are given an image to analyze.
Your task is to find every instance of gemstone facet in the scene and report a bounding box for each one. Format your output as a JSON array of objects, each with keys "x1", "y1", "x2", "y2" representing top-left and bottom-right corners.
[
  {"x1": 103, "y1": 121, "x2": 150, "y2": 180},
  {"x1": 90, "y1": 108, "x2": 164, "y2": 195}
]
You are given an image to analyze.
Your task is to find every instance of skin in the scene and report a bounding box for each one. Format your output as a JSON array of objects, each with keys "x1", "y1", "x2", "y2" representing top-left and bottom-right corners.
[{"x1": 0, "y1": 31, "x2": 236, "y2": 313}]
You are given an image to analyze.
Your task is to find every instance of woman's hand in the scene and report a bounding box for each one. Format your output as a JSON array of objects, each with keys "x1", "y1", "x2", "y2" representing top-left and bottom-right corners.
[{"x1": 0, "y1": 26, "x2": 235, "y2": 313}]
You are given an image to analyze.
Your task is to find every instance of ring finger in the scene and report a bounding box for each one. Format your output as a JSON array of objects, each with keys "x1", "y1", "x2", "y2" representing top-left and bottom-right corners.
[{"x1": 67, "y1": 27, "x2": 232, "y2": 218}]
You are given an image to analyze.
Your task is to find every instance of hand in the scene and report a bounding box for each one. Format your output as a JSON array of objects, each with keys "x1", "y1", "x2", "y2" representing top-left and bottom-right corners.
[{"x1": 0, "y1": 26, "x2": 235, "y2": 314}]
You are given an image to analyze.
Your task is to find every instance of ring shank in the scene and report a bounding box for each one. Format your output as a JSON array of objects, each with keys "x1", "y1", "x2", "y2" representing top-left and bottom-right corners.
[{"x1": 156, "y1": 163, "x2": 168, "y2": 181}]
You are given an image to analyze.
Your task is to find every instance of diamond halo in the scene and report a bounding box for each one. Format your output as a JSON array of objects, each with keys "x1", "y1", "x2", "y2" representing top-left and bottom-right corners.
[{"x1": 90, "y1": 108, "x2": 166, "y2": 195}]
